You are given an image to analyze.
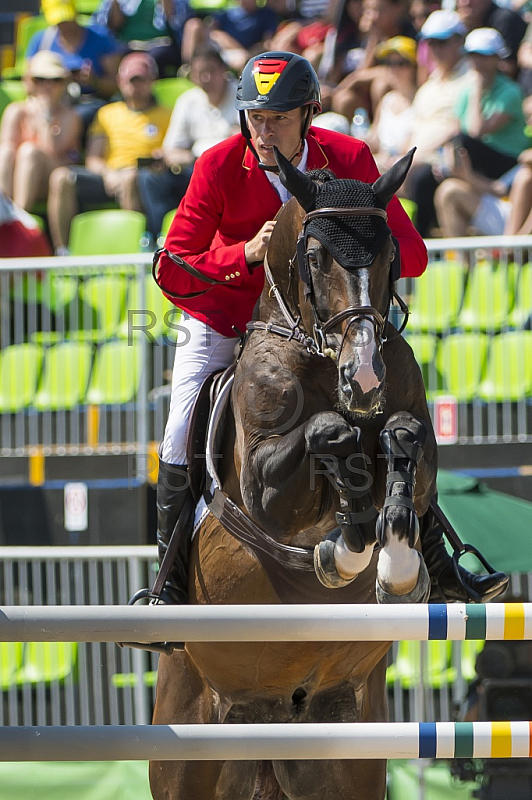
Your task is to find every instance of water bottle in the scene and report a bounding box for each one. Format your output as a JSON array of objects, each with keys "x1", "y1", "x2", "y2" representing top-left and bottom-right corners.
[
  {"x1": 140, "y1": 231, "x2": 155, "y2": 253},
  {"x1": 350, "y1": 107, "x2": 370, "y2": 141}
]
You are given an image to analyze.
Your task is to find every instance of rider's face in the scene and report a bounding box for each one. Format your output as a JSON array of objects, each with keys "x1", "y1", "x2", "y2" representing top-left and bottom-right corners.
[{"x1": 247, "y1": 107, "x2": 305, "y2": 167}]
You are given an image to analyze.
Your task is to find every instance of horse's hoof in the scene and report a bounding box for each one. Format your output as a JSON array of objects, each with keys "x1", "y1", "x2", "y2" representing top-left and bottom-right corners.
[
  {"x1": 376, "y1": 553, "x2": 430, "y2": 604},
  {"x1": 314, "y1": 540, "x2": 358, "y2": 589}
]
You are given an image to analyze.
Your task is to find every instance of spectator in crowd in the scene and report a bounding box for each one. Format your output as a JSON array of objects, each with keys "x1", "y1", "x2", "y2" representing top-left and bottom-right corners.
[
  {"x1": 365, "y1": 36, "x2": 417, "y2": 171},
  {"x1": 181, "y1": 0, "x2": 278, "y2": 73},
  {"x1": 47, "y1": 52, "x2": 171, "y2": 253},
  {"x1": 409, "y1": 0, "x2": 442, "y2": 85},
  {"x1": 455, "y1": 0, "x2": 527, "y2": 77},
  {"x1": 265, "y1": 0, "x2": 361, "y2": 82},
  {"x1": 434, "y1": 143, "x2": 532, "y2": 236},
  {"x1": 27, "y1": 0, "x2": 123, "y2": 132},
  {"x1": 266, "y1": 0, "x2": 331, "y2": 57},
  {"x1": 331, "y1": 0, "x2": 416, "y2": 122},
  {"x1": 137, "y1": 47, "x2": 239, "y2": 237},
  {"x1": 517, "y1": 19, "x2": 532, "y2": 95},
  {"x1": 321, "y1": 0, "x2": 364, "y2": 84},
  {"x1": 91, "y1": 0, "x2": 191, "y2": 77},
  {"x1": 400, "y1": 9, "x2": 469, "y2": 236},
  {"x1": 451, "y1": 28, "x2": 528, "y2": 179},
  {"x1": 0, "y1": 51, "x2": 81, "y2": 212},
  {"x1": 434, "y1": 144, "x2": 515, "y2": 235}
]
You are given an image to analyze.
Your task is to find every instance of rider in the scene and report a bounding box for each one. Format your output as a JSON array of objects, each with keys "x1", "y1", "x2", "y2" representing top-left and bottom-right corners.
[{"x1": 153, "y1": 50, "x2": 506, "y2": 607}]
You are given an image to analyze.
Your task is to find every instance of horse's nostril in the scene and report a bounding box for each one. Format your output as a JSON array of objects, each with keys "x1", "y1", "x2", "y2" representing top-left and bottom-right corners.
[{"x1": 291, "y1": 687, "x2": 307, "y2": 707}]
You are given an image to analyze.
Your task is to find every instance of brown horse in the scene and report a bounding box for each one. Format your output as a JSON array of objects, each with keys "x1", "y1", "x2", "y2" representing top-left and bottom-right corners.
[{"x1": 150, "y1": 149, "x2": 438, "y2": 800}]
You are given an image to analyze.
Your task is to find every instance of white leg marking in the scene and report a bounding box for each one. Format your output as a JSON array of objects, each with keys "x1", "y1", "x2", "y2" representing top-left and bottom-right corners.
[
  {"x1": 334, "y1": 536, "x2": 375, "y2": 580},
  {"x1": 377, "y1": 534, "x2": 421, "y2": 595}
]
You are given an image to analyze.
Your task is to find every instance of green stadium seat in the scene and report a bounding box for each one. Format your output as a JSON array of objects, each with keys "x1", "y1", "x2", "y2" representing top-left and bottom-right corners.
[
  {"x1": 15, "y1": 642, "x2": 78, "y2": 684},
  {"x1": 408, "y1": 261, "x2": 465, "y2": 333},
  {"x1": 188, "y1": 0, "x2": 232, "y2": 12},
  {"x1": 386, "y1": 640, "x2": 456, "y2": 689},
  {"x1": 0, "y1": 343, "x2": 43, "y2": 413},
  {"x1": 460, "y1": 640, "x2": 484, "y2": 683},
  {"x1": 508, "y1": 262, "x2": 532, "y2": 329},
  {"x1": 33, "y1": 341, "x2": 93, "y2": 410},
  {"x1": 0, "y1": 643, "x2": 24, "y2": 689},
  {"x1": 404, "y1": 333, "x2": 440, "y2": 395},
  {"x1": 117, "y1": 273, "x2": 173, "y2": 340},
  {"x1": 152, "y1": 77, "x2": 194, "y2": 109},
  {"x1": 0, "y1": 79, "x2": 27, "y2": 120},
  {"x1": 478, "y1": 331, "x2": 532, "y2": 402},
  {"x1": 111, "y1": 670, "x2": 157, "y2": 688},
  {"x1": 74, "y1": 0, "x2": 101, "y2": 12},
  {"x1": 456, "y1": 262, "x2": 513, "y2": 331},
  {"x1": 2, "y1": 15, "x2": 48, "y2": 79},
  {"x1": 436, "y1": 333, "x2": 490, "y2": 402},
  {"x1": 405, "y1": 332, "x2": 438, "y2": 364},
  {"x1": 157, "y1": 207, "x2": 177, "y2": 246},
  {"x1": 398, "y1": 197, "x2": 417, "y2": 223},
  {"x1": 72, "y1": 274, "x2": 127, "y2": 342},
  {"x1": 68, "y1": 209, "x2": 147, "y2": 256},
  {"x1": 85, "y1": 340, "x2": 141, "y2": 405}
]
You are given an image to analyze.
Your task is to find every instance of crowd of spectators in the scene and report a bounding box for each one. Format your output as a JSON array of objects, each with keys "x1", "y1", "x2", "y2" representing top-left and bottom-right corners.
[{"x1": 3, "y1": 0, "x2": 532, "y2": 250}]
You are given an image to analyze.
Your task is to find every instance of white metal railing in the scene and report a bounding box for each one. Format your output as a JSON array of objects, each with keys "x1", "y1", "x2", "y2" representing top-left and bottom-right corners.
[
  {"x1": 0, "y1": 546, "x2": 158, "y2": 727},
  {"x1": 1, "y1": 238, "x2": 532, "y2": 464}
]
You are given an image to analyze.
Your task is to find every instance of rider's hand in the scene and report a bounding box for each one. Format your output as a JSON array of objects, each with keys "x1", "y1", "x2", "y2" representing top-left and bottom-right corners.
[{"x1": 244, "y1": 220, "x2": 276, "y2": 266}]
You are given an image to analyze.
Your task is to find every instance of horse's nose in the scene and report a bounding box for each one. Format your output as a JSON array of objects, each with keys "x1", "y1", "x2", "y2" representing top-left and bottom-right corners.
[{"x1": 340, "y1": 358, "x2": 385, "y2": 397}]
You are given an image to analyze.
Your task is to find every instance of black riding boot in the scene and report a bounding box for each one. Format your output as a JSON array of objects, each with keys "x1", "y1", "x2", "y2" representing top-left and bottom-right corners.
[
  {"x1": 420, "y1": 506, "x2": 508, "y2": 603},
  {"x1": 156, "y1": 460, "x2": 195, "y2": 604}
]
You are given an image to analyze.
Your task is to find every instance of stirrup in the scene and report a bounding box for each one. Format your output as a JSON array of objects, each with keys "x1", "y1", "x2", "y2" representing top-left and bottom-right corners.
[
  {"x1": 451, "y1": 543, "x2": 504, "y2": 604},
  {"x1": 116, "y1": 589, "x2": 184, "y2": 655}
]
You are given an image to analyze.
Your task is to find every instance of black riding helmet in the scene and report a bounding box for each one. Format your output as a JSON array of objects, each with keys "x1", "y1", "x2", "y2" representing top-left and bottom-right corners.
[{"x1": 236, "y1": 52, "x2": 322, "y2": 169}]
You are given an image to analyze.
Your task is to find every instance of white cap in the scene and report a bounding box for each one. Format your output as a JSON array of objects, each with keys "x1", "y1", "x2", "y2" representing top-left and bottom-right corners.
[
  {"x1": 419, "y1": 10, "x2": 466, "y2": 40},
  {"x1": 312, "y1": 112, "x2": 351, "y2": 135},
  {"x1": 464, "y1": 27, "x2": 510, "y2": 58},
  {"x1": 27, "y1": 50, "x2": 69, "y2": 79}
]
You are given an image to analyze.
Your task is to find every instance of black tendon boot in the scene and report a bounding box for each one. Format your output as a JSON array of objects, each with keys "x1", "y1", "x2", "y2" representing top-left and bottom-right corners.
[
  {"x1": 420, "y1": 506, "x2": 508, "y2": 603},
  {"x1": 156, "y1": 460, "x2": 195, "y2": 604}
]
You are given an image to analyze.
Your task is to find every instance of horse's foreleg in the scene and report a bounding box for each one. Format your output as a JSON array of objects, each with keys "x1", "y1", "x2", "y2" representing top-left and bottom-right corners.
[
  {"x1": 305, "y1": 413, "x2": 379, "y2": 589},
  {"x1": 375, "y1": 412, "x2": 431, "y2": 604}
]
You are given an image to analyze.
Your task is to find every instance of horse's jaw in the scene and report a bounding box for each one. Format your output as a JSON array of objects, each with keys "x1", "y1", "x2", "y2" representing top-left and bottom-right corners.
[{"x1": 337, "y1": 387, "x2": 386, "y2": 420}]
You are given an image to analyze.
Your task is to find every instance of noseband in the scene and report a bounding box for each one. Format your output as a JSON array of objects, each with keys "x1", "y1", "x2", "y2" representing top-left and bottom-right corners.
[{"x1": 247, "y1": 205, "x2": 408, "y2": 360}]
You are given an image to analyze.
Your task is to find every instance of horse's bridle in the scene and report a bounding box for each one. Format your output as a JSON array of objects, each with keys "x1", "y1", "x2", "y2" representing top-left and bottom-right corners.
[{"x1": 247, "y1": 205, "x2": 409, "y2": 360}]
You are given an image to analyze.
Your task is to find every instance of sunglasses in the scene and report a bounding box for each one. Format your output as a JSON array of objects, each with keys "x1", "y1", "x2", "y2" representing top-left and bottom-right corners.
[
  {"x1": 32, "y1": 76, "x2": 65, "y2": 83},
  {"x1": 383, "y1": 58, "x2": 412, "y2": 67},
  {"x1": 426, "y1": 37, "x2": 454, "y2": 47}
]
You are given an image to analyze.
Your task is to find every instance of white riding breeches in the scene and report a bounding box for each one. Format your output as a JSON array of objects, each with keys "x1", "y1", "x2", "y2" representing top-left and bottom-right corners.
[{"x1": 160, "y1": 314, "x2": 237, "y2": 465}]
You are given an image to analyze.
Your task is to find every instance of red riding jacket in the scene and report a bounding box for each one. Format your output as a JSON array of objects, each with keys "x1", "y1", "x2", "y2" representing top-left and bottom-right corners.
[{"x1": 160, "y1": 127, "x2": 428, "y2": 338}]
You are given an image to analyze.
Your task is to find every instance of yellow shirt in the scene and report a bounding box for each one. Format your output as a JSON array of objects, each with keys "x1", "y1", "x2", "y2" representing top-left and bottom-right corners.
[{"x1": 89, "y1": 100, "x2": 172, "y2": 170}]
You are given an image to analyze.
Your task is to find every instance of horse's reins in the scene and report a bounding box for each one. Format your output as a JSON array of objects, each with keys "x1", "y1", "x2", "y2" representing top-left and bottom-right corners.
[{"x1": 247, "y1": 206, "x2": 409, "y2": 360}]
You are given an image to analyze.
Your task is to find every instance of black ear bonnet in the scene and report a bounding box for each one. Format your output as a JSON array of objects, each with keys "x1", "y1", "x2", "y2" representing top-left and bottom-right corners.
[{"x1": 304, "y1": 175, "x2": 392, "y2": 270}]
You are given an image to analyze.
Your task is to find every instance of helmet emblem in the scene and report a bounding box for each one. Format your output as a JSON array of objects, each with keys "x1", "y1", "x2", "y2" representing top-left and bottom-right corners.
[{"x1": 252, "y1": 57, "x2": 289, "y2": 95}]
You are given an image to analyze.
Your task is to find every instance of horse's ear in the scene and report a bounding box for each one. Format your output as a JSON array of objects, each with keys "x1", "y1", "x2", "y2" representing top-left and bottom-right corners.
[
  {"x1": 273, "y1": 146, "x2": 319, "y2": 212},
  {"x1": 372, "y1": 148, "x2": 416, "y2": 208}
]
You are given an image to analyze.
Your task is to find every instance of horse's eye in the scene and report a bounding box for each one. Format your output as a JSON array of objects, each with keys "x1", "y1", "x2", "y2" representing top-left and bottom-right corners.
[{"x1": 307, "y1": 249, "x2": 320, "y2": 268}]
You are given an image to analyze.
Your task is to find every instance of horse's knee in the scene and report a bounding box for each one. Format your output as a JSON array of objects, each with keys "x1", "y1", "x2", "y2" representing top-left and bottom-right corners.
[
  {"x1": 382, "y1": 412, "x2": 428, "y2": 450},
  {"x1": 305, "y1": 411, "x2": 360, "y2": 458}
]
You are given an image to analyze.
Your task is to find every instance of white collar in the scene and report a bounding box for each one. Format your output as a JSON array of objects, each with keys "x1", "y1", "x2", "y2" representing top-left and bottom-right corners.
[{"x1": 265, "y1": 141, "x2": 309, "y2": 203}]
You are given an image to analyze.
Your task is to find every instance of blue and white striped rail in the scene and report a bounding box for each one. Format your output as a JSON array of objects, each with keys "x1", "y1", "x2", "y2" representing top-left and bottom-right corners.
[
  {"x1": 0, "y1": 603, "x2": 530, "y2": 642},
  {"x1": 0, "y1": 722, "x2": 530, "y2": 761}
]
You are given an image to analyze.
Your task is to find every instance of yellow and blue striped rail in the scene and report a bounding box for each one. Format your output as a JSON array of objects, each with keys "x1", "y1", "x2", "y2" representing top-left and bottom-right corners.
[
  {"x1": 1, "y1": 603, "x2": 532, "y2": 642},
  {"x1": 0, "y1": 722, "x2": 531, "y2": 761}
]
